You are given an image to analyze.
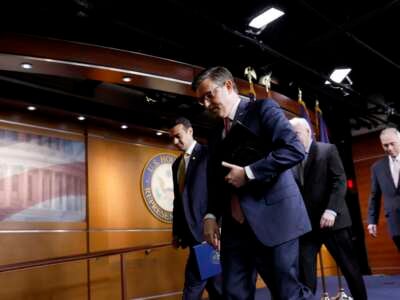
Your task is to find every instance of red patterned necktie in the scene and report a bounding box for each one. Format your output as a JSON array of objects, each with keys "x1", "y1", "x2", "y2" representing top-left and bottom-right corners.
[
  {"x1": 223, "y1": 117, "x2": 245, "y2": 223},
  {"x1": 231, "y1": 193, "x2": 245, "y2": 224},
  {"x1": 224, "y1": 118, "x2": 231, "y2": 135}
]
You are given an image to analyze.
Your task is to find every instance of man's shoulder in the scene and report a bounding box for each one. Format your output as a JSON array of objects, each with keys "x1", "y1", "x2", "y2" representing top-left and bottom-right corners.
[
  {"x1": 315, "y1": 141, "x2": 336, "y2": 152},
  {"x1": 256, "y1": 98, "x2": 280, "y2": 108},
  {"x1": 372, "y1": 157, "x2": 387, "y2": 170},
  {"x1": 194, "y1": 142, "x2": 208, "y2": 156}
]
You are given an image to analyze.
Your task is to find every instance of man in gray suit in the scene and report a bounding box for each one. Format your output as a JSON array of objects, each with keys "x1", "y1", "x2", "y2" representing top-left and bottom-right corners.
[{"x1": 368, "y1": 127, "x2": 400, "y2": 251}]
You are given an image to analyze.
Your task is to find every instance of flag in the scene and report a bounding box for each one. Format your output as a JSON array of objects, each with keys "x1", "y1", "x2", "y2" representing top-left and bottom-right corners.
[
  {"x1": 315, "y1": 100, "x2": 330, "y2": 143},
  {"x1": 297, "y1": 89, "x2": 314, "y2": 139},
  {"x1": 244, "y1": 67, "x2": 257, "y2": 102}
]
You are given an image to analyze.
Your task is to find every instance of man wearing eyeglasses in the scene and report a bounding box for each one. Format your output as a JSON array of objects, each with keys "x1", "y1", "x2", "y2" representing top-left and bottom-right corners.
[{"x1": 192, "y1": 66, "x2": 314, "y2": 300}]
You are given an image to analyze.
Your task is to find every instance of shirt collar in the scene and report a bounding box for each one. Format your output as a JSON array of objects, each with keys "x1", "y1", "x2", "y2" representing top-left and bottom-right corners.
[
  {"x1": 305, "y1": 140, "x2": 312, "y2": 154},
  {"x1": 185, "y1": 140, "x2": 197, "y2": 156},
  {"x1": 390, "y1": 154, "x2": 400, "y2": 163},
  {"x1": 227, "y1": 97, "x2": 241, "y2": 121}
]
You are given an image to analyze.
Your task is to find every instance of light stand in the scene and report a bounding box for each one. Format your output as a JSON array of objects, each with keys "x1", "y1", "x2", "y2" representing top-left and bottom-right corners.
[
  {"x1": 330, "y1": 264, "x2": 353, "y2": 300},
  {"x1": 318, "y1": 252, "x2": 330, "y2": 300}
]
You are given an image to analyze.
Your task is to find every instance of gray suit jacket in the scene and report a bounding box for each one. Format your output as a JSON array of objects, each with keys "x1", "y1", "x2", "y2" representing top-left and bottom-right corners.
[{"x1": 368, "y1": 156, "x2": 400, "y2": 237}]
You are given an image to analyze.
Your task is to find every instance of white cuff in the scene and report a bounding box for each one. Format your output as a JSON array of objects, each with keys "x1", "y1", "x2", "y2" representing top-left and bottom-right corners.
[
  {"x1": 204, "y1": 213, "x2": 216, "y2": 220},
  {"x1": 244, "y1": 166, "x2": 255, "y2": 180},
  {"x1": 324, "y1": 209, "x2": 337, "y2": 217}
]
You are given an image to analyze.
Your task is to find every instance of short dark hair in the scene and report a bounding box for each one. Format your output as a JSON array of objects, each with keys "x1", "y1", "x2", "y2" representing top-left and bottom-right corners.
[
  {"x1": 191, "y1": 66, "x2": 238, "y2": 93},
  {"x1": 172, "y1": 117, "x2": 192, "y2": 130}
]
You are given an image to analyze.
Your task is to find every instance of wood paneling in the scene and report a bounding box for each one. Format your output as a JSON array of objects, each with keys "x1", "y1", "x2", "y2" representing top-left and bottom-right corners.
[
  {"x1": 0, "y1": 232, "x2": 87, "y2": 265},
  {"x1": 125, "y1": 247, "x2": 187, "y2": 299},
  {"x1": 352, "y1": 133, "x2": 400, "y2": 274},
  {"x1": 87, "y1": 136, "x2": 176, "y2": 230},
  {"x1": 0, "y1": 261, "x2": 87, "y2": 300},
  {"x1": 90, "y1": 255, "x2": 122, "y2": 300}
]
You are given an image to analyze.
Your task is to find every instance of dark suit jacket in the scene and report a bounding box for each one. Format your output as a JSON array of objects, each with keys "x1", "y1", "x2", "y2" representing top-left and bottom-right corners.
[
  {"x1": 368, "y1": 156, "x2": 400, "y2": 237},
  {"x1": 292, "y1": 141, "x2": 351, "y2": 231},
  {"x1": 208, "y1": 98, "x2": 311, "y2": 247},
  {"x1": 172, "y1": 143, "x2": 209, "y2": 246}
]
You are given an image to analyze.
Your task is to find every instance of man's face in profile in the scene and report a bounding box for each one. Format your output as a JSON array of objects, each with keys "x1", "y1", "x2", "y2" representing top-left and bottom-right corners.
[
  {"x1": 196, "y1": 79, "x2": 232, "y2": 119},
  {"x1": 381, "y1": 132, "x2": 400, "y2": 158},
  {"x1": 169, "y1": 124, "x2": 193, "y2": 152}
]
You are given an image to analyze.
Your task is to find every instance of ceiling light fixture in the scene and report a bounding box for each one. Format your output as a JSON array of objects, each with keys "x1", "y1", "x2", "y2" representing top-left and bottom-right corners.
[
  {"x1": 249, "y1": 7, "x2": 285, "y2": 30},
  {"x1": 27, "y1": 106, "x2": 36, "y2": 111},
  {"x1": 121, "y1": 125, "x2": 128, "y2": 129},
  {"x1": 77, "y1": 116, "x2": 86, "y2": 121},
  {"x1": 122, "y1": 76, "x2": 132, "y2": 82},
  {"x1": 325, "y1": 68, "x2": 352, "y2": 84},
  {"x1": 21, "y1": 63, "x2": 33, "y2": 69},
  {"x1": 156, "y1": 131, "x2": 163, "y2": 136}
]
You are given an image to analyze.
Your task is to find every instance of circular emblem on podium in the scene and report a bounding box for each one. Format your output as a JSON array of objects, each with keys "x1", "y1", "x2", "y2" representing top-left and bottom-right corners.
[{"x1": 141, "y1": 153, "x2": 177, "y2": 223}]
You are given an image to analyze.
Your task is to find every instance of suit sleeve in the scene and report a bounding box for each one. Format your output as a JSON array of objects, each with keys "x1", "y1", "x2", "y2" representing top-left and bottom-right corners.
[
  {"x1": 367, "y1": 166, "x2": 382, "y2": 225},
  {"x1": 249, "y1": 100, "x2": 305, "y2": 182},
  {"x1": 326, "y1": 144, "x2": 347, "y2": 212},
  {"x1": 171, "y1": 158, "x2": 181, "y2": 238},
  {"x1": 206, "y1": 141, "x2": 223, "y2": 220}
]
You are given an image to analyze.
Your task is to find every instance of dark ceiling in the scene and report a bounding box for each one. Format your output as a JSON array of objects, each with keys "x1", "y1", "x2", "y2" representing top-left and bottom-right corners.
[{"x1": 0, "y1": 0, "x2": 399, "y2": 134}]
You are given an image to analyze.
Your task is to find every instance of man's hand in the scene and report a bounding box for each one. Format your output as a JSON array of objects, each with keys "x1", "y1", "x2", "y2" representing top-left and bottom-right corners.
[
  {"x1": 368, "y1": 224, "x2": 378, "y2": 237},
  {"x1": 222, "y1": 161, "x2": 247, "y2": 188},
  {"x1": 203, "y1": 218, "x2": 220, "y2": 250},
  {"x1": 320, "y1": 211, "x2": 336, "y2": 228},
  {"x1": 172, "y1": 236, "x2": 180, "y2": 249}
]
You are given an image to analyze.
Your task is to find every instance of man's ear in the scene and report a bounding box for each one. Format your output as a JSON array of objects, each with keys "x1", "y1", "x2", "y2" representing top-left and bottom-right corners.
[
  {"x1": 188, "y1": 127, "x2": 194, "y2": 136},
  {"x1": 224, "y1": 80, "x2": 234, "y2": 93}
]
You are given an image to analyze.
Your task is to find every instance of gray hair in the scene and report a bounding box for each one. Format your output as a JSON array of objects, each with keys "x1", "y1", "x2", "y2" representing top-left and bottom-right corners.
[
  {"x1": 380, "y1": 127, "x2": 400, "y2": 139},
  {"x1": 289, "y1": 117, "x2": 313, "y2": 141}
]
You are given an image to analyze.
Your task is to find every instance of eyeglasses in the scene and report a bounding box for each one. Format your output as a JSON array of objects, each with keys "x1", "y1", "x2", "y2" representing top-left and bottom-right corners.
[{"x1": 198, "y1": 85, "x2": 221, "y2": 106}]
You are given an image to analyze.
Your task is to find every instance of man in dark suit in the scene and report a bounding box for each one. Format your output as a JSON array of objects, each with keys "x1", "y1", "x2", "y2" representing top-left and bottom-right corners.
[
  {"x1": 290, "y1": 117, "x2": 367, "y2": 300},
  {"x1": 169, "y1": 117, "x2": 222, "y2": 300},
  {"x1": 367, "y1": 127, "x2": 400, "y2": 251},
  {"x1": 192, "y1": 66, "x2": 315, "y2": 300}
]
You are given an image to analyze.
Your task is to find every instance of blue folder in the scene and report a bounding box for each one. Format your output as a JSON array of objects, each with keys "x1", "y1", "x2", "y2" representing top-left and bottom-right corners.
[{"x1": 193, "y1": 243, "x2": 222, "y2": 280}]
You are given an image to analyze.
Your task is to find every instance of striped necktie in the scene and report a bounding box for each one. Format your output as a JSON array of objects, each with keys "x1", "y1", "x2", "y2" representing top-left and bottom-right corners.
[{"x1": 178, "y1": 153, "x2": 189, "y2": 193}]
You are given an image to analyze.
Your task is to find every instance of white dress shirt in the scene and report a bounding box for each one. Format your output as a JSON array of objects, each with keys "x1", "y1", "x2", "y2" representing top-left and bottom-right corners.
[{"x1": 389, "y1": 154, "x2": 400, "y2": 188}]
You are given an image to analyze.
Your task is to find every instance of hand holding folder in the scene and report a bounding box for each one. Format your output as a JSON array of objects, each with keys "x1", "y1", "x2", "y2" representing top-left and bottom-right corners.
[{"x1": 193, "y1": 243, "x2": 222, "y2": 280}]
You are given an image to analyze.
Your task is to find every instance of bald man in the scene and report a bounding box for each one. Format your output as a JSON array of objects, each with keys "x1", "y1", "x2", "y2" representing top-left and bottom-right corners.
[
  {"x1": 290, "y1": 117, "x2": 366, "y2": 300},
  {"x1": 368, "y1": 127, "x2": 400, "y2": 251}
]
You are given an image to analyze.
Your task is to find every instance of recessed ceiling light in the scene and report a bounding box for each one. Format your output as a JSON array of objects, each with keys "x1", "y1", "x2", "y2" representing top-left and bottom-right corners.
[
  {"x1": 121, "y1": 125, "x2": 128, "y2": 129},
  {"x1": 156, "y1": 131, "x2": 163, "y2": 136},
  {"x1": 326, "y1": 68, "x2": 352, "y2": 84},
  {"x1": 249, "y1": 7, "x2": 285, "y2": 29},
  {"x1": 122, "y1": 76, "x2": 132, "y2": 82},
  {"x1": 77, "y1": 116, "x2": 86, "y2": 121},
  {"x1": 27, "y1": 106, "x2": 36, "y2": 111},
  {"x1": 21, "y1": 63, "x2": 33, "y2": 69}
]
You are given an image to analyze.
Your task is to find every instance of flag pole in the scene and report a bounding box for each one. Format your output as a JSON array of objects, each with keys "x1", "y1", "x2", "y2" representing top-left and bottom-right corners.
[
  {"x1": 318, "y1": 251, "x2": 330, "y2": 300},
  {"x1": 330, "y1": 264, "x2": 353, "y2": 300}
]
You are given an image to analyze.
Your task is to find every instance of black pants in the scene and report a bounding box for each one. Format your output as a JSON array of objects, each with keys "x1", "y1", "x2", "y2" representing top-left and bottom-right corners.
[
  {"x1": 299, "y1": 227, "x2": 367, "y2": 300},
  {"x1": 393, "y1": 235, "x2": 400, "y2": 251}
]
